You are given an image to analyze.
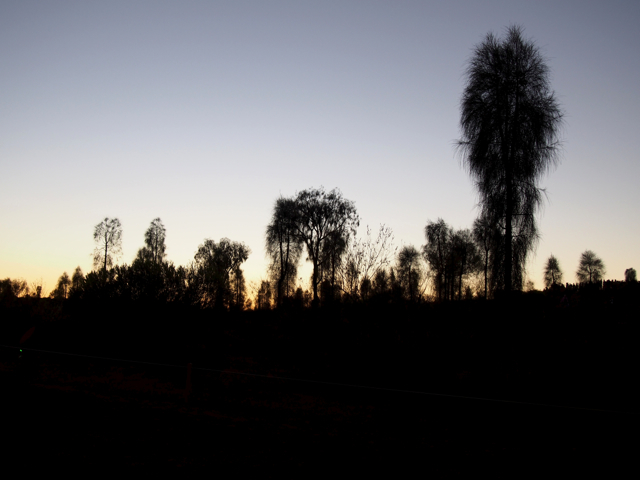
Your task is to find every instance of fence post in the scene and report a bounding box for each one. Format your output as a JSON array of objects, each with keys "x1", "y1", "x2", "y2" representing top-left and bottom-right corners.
[{"x1": 184, "y1": 362, "x2": 193, "y2": 403}]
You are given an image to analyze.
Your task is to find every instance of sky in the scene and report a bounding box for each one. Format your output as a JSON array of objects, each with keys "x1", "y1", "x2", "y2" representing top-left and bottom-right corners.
[{"x1": 2, "y1": 0, "x2": 639, "y2": 295}]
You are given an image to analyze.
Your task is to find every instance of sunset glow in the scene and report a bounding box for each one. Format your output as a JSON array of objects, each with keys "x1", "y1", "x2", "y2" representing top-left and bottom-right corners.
[{"x1": 2, "y1": 1, "x2": 639, "y2": 295}]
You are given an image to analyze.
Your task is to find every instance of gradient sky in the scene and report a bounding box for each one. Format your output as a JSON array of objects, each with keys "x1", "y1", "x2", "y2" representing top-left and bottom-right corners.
[{"x1": 2, "y1": 0, "x2": 639, "y2": 295}]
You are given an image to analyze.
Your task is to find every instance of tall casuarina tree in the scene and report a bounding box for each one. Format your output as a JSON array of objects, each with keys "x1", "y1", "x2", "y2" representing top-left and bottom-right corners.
[{"x1": 458, "y1": 26, "x2": 563, "y2": 293}]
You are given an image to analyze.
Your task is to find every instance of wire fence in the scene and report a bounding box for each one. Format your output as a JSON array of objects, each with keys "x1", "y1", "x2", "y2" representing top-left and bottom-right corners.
[{"x1": 1, "y1": 342, "x2": 637, "y2": 416}]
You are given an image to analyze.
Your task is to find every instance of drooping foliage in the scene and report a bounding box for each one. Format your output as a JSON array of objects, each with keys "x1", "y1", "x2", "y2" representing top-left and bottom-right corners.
[
  {"x1": 424, "y1": 219, "x2": 480, "y2": 301},
  {"x1": 458, "y1": 26, "x2": 563, "y2": 293},
  {"x1": 265, "y1": 197, "x2": 303, "y2": 307},
  {"x1": 193, "y1": 238, "x2": 251, "y2": 309}
]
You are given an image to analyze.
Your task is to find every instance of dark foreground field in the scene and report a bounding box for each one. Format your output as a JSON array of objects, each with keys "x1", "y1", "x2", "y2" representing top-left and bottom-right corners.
[
  {"x1": 2, "y1": 293, "x2": 640, "y2": 475},
  {"x1": 2, "y1": 346, "x2": 638, "y2": 476}
]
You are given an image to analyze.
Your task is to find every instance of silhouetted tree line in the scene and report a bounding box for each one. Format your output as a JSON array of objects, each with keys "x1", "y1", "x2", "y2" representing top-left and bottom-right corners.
[
  {"x1": 6, "y1": 192, "x2": 633, "y2": 317},
  {"x1": 5, "y1": 27, "x2": 640, "y2": 418},
  {"x1": 44, "y1": 218, "x2": 251, "y2": 311},
  {"x1": 6, "y1": 26, "x2": 636, "y2": 313}
]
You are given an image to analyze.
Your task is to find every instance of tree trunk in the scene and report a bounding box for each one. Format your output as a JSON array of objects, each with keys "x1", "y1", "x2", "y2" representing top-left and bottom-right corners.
[{"x1": 103, "y1": 234, "x2": 108, "y2": 273}]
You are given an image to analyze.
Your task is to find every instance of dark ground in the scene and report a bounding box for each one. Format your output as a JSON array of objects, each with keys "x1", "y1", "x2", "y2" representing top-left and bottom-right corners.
[
  {"x1": 2, "y1": 293, "x2": 639, "y2": 475},
  {"x1": 1, "y1": 346, "x2": 638, "y2": 476}
]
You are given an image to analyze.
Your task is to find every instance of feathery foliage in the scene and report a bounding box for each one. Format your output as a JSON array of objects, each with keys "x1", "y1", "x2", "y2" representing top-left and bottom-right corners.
[
  {"x1": 458, "y1": 26, "x2": 563, "y2": 293},
  {"x1": 576, "y1": 250, "x2": 605, "y2": 284}
]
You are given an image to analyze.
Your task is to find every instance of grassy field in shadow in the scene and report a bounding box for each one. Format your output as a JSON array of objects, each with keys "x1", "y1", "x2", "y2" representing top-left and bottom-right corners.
[{"x1": 2, "y1": 289, "x2": 639, "y2": 474}]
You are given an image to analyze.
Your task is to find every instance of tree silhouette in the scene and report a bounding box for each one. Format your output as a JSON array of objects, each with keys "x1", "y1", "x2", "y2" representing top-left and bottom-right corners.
[
  {"x1": 30, "y1": 279, "x2": 43, "y2": 298},
  {"x1": 70, "y1": 266, "x2": 85, "y2": 297},
  {"x1": 340, "y1": 225, "x2": 396, "y2": 302},
  {"x1": 51, "y1": 272, "x2": 71, "y2": 299},
  {"x1": 0, "y1": 278, "x2": 29, "y2": 299},
  {"x1": 93, "y1": 217, "x2": 123, "y2": 272},
  {"x1": 194, "y1": 238, "x2": 250, "y2": 308},
  {"x1": 424, "y1": 219, "x2": 451, "y2": 301},
  {"x1": 451, "y1": 229, "x2": 480, "y2": 300},
  {"x1": 255, "y1": 280, "x2": 273, "y2": 310},
  {"x1": 397, "y1": 245, "x2": 423, "y2": 302},
  {"x1": 625, "y1": 268, "x2": 637, "y2": 283},
  {"x1": 543, "y1": 255, "x2": 563, "y2": 289},
  {"x1": 230, "y1": 267, "x2": 247, "y2": 310},
  {"x1": 137, "y1": 218, "x2": 167, "y2": 265},
  {"x1": 319, "y1": 229, "x2": 348, "y2": 303},
  {"x1": 576, "y1": 250, "x2": 605, "y2": 284},
  {"x1": 424, "y1": 220, "x2": 479, "y2": 301},
  {"x1": 472, "y1": 213, "x2": 495, "y2": 299},
  {"x1": 292, "y1": 187, "x2": 359, "y2": 305},
  {"x1": 458, "y1": 26, "x2": 563, "y2": 294},
  {"x1": 265, "y1": 197, "x2": 303, "y2": 307},
  {"x1": 372, "y1": 268, "x2": 390, "y2": 299}
]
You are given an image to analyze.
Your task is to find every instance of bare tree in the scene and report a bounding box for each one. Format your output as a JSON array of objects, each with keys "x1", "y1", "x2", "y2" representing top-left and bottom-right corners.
[
  {"x1": 29, "y1": 279, "x2": 43, "y2": 298},
  {"x1": 576, "y1": 250, "x2": 605, "y2": 284},
  {"x1": 458, "y1": 26, "x2": 563, "y2": 294},
  {"x1": 340, "y1": 224, "x2": 396, "y2": 301},
  {"x1": 93, "y1": 217, "x2": 123, "y2": 272},
  {"x1": 543, "y1": 255, "x2": 563, "y2": 288}
]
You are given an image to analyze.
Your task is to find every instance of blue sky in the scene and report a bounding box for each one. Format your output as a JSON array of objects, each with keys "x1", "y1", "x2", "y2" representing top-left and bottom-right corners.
[{"x1": 2, "y1": 0, "x2": 639, "y2": 294}]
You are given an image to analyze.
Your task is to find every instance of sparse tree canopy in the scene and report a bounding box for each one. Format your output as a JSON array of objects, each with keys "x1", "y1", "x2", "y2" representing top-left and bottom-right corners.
[
  {"x1": 576, "y1": 250, "x2": 605, "y2": 284},
  {"x1": 93, "y1": 217, "x2": 123, "y2": 272},
  {"x1": 458, "y1": 26, "x2": 563, "y2": 293},
  {"x1": 543, "y1": 255, "x2": 563, "y2": 288},
  {"x1": 340, "y1": 224, "x2": 396, "y2": 301}
]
